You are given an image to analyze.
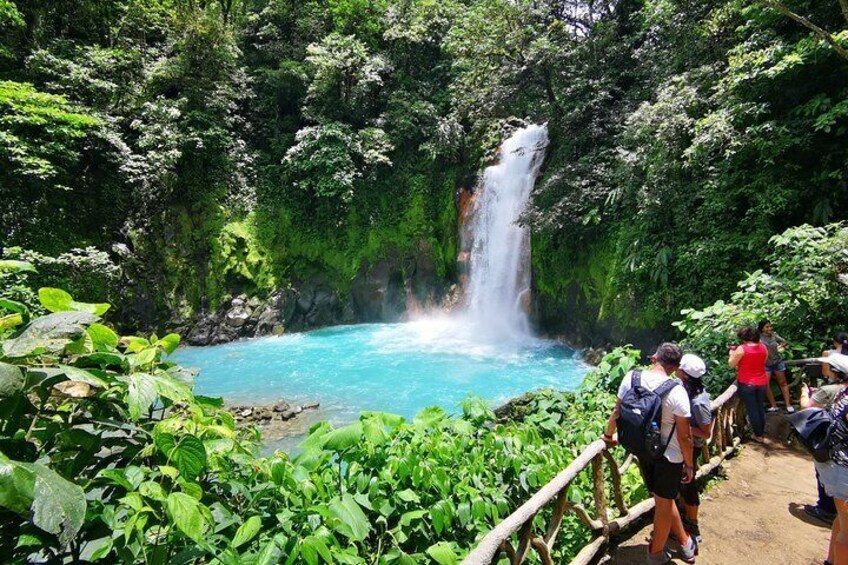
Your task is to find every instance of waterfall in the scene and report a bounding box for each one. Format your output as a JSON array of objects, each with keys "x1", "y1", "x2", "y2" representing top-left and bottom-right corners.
[{"x1": 463, "y1": 124, "x2": 549, "y2": 337}]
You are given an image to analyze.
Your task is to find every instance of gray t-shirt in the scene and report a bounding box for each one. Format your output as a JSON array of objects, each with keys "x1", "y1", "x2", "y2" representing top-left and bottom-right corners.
[
  {"x1": 812, "y1": 384, "x2": 845, "y2": 407},
  {"x1": 761, "y1": 333, "x2": 786, "y2": 365},
  {"x1": 689, "y1": 390, "x2": 713, "y2": 448}
]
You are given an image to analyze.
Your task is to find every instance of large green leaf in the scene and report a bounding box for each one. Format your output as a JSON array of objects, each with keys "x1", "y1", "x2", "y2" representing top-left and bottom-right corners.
[
  {"x1": 155, "y1": 433, "x2": 207, "y2": 480},
  {"x1": 57, "y1": 365, "x2": 107, "y2": 388},
  {"x1": 166, "y1": 492, "x2": 207, "y2": 542},
  {"x1": 0, "y1": 362, "x2": 24, "y2": 397},
  {"x1": 232, "y1": 515, "x2": 262, "y2": 548},
  {"x1": 155, "y1": 333, "x2": 181, "y2": 355},
  {"x1": 322, "y1": 422, "x2": 363, "y2": 452},
  {"x1": 413, "y1": 406, "x2": 447, "y2": 428},
  {"x1": 38, "y1": 288, "x2": 110, "y2": 316},
  {"x1": 2, "y1": 312, "x2": 98, "y2": 358},
  {"x1": 0, "y1": 453, "x2": 86, "y2": 547},
  {"x1": 327, "y1": 494, "x2": 371, "y2": 542},
  {"x1": 87, "y1": 323, "x2": 118, "y2": 349},
  {"x1": 0, "y1": 260, "x2": 36, "y2": 273},
  {"x1": 0, "y1": 298, "x2": 30, "y2": 325},
  {"x1": 300, "y1": 535, "x2": 333, "y2": 565},
  {"x1": 148, "y1": 371, "x2": 193, "y2": 404},
  {"x1": 426, "y1": 542, "x2": 458, "y2": 565},
  {"x1": 123, "y1": 373, "x2": 158, "y2": 420}
]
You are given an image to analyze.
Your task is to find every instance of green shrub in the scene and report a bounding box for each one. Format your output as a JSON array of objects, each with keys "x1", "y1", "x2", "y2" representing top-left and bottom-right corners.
[{"x1": 675, "y1": 223, "x2": 848, "y2": 392}]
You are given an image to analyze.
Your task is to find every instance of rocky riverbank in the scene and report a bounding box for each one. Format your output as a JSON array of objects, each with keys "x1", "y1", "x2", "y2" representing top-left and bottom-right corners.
[{"x1": 231, "y1": 400, "x2": 320, "y2": 425}]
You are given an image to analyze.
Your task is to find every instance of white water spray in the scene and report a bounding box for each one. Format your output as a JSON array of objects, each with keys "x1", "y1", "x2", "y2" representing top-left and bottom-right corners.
[{"x1": 463, "y1": 124, "x2": 549, "y2": 337}]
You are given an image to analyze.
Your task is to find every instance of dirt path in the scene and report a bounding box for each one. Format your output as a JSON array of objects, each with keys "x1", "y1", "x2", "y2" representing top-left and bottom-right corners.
[{"x1": 608, "y1": 414, "x2": 832, "y2": 564}]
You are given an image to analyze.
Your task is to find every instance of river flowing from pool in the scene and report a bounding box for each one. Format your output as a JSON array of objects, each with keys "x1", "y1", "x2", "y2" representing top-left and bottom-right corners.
[{"x1": 171, "y1": 317, "x2": 587, "y2": 426}]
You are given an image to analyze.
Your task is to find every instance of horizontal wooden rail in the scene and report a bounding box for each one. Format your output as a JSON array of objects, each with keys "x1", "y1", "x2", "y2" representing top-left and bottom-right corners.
[{"x1": 462, "y1": 381, "x2": 745, "y2": 565}]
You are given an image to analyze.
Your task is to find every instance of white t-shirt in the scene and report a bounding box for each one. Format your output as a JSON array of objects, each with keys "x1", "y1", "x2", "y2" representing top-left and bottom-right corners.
[{"x1": 617, "y1": 369, "x2": 691, "y2": 463}]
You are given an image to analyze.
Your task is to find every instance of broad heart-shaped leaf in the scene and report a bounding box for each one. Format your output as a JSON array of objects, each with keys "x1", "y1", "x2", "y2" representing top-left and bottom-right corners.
[
  {"x1": 155, "y1": 333, "x2": 181, "y2": 355},
  {"x1": 38, "y1": 288, "x2": 110, "y2": 316},
  {"x1": 87, "y1": 323, "x2": 118, "y2": 349},
  {"x1": 361, "y1": 411, "x2": 404, "y2": 428},
  {"x1": 327, "y1": 494, "x2": 371, "y2": 542},
  {"x1": 0, "y1": 259, "x2": 36, "y2": 273},
  {"x1": 166, "y1": 492, "x2": 207, "y2": 542},
  {"x1": 297, "y1": 421, "x2": 333, "y2": 452},
  {"x1": 123, "y1": 373, "x2": 158, "y2": 420},
  {"x1": 426, "y1": 542, "x2": 458, "y2": 565},
  {"x1": 2, "y1": 312, "x2": 97, "y2": 358},
  {"x1": 57, "y1": 365, "x2": 107, "y2": 388},
  {"x1": 0, "y1": 362, "x2": 25, "y2": 397},
  {"x1": 413, "y1": 406, "x2": 447, "y2": 428},
  {"x1": 148, "y1": 371, "x2": 193, "y2": 404},
  {"x1": 74, "y1": 352, "x2": 125, "y2": 369},
  {"x1": 155, "y1": 433, "x2": 207, "y2": 480},
  {"x1": 322, "y1": 422, "x2": 363, "y2": 452},
  {"x1": 232, "y1": 515, "x2": 262, "y2": 548},
  {"x1": 362, "y1": 415, "x2": 390, "y2": 445},
  {"x1": 0, "y1": 453, "x2": 86, "y2": 547}
]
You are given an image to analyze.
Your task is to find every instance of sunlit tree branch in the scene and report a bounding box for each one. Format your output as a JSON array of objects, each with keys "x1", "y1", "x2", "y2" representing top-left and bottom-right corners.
[{"x1": 760, "y1": 0, "x2": 848, "y2": 62}]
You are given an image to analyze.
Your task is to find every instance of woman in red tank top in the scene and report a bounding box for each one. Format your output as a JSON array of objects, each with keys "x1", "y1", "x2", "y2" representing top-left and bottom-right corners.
[{"x1": 730, "y1": 326, "x2": 769, "y2": 442}]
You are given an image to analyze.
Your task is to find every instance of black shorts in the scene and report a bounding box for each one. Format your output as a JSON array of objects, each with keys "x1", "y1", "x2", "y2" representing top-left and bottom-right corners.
[{"x1": 637, "y1": 456, "x2": 684, "y2": 500}]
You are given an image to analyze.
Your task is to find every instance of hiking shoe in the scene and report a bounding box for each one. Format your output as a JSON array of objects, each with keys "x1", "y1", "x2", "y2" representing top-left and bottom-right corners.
[
  {"x1": 804, "y1": 504, "x2": 836, "y2": 525},
  {"x1": 679, "y1": 535, "x2": 698, "y2": 563},
  {"x1": 646, "y1": 549, "x2": 672, "y2": 565}
]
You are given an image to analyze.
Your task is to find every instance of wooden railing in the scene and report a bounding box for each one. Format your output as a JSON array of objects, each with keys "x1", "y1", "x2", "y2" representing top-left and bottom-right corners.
[{"x1": 462, "y1": 382, "x2": 745, "y2": 565}]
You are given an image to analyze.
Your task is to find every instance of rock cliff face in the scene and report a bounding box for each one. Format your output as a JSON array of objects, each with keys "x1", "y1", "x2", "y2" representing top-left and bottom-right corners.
[{"x1": 181, "y1": 243, "x2": 449, "y2": 346}]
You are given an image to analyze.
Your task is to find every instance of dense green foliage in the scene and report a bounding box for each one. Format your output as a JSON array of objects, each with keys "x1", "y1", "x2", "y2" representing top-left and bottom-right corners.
[
  {"x1": 3, "y1": 0, "x2": 846, "y2": 335},
  {"x1": 0, "y1": 273, "x2": 646, "y2": 563},
  {"x1": 676, "y1": 222, "x2": 848, "y2": 392}
]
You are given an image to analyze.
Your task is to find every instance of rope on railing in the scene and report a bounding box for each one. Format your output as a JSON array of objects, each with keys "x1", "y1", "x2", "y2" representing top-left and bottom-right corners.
[{"x1": 462, "y1": 381, "x2": 745, "y2": 565}]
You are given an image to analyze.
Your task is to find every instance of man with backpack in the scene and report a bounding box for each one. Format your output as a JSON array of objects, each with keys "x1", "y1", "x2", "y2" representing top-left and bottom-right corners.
[{"x1": 602, "y1": 343, "x2": 697, "y2": 564}]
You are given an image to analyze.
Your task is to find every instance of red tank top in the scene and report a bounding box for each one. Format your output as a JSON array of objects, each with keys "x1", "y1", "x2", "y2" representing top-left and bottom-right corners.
[{"x1": 737, "y1": 343, "x2": 768, "y2": 386}]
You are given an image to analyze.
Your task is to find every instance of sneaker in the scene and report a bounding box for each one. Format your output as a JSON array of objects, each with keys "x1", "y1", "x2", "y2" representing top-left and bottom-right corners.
[
  {"x1": 767, "y1": 406, "x2": 779, "y2": 413},
  {"x1": 804, "y1": 504, "x2": 836, "y2": 525},
  {"x1": 785, "y1": 406, "x2": 796, "y2": 413},
  {"x1": 646, "y1": 549, "x2": 672, "y2": 565},
  {"x1": 679, "y1": 535, "x2": 698, "y2": 563}
]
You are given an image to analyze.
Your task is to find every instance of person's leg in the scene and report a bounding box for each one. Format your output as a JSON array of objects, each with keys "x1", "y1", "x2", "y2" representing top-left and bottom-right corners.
[
  {"x1": 832, "y1": 498, "x2": 848, "y2": 564},
  {"x1": 670, "y1": 501, "x2": 691, "y2": 544},
  {"x1": 775, "y1": 369, "x2": 792, "y2": 408},
  {"x1": 739, "y1": 384, "x2": 766, "y2": 439},
  {"x1": 765, "y1": 369, "x2": 778, "y2": 410},
  {"x1": 753, "y1": 385, "x2": 768, "y2": 437},
  {"x1": 651, "y1": 496, "x2": 675, "y2": 554},
  {"x1": 830, "y1": 511, "x2": 838, "y2": 565}
]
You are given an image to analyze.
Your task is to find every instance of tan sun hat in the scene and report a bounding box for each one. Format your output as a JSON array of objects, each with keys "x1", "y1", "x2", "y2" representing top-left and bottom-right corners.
[{"x1": 817, "y1": 352, "x2": 848, "y2": 375}]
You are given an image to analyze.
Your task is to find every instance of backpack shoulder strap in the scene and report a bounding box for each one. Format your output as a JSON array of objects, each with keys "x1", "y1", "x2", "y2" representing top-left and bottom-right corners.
[
  {"x1": 630, "y1": 369, "x2": 642, "y2": 389},
  {"x1": 653, "y1": 378, "x2": 680, "y2": 398}
]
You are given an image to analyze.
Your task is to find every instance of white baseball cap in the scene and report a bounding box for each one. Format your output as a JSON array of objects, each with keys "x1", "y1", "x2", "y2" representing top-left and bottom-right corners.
[
  {"x1": 679, "y1": 353, "x2": 707, "y2": 379},
  {"x1": 817, "y1": 352, "x2": 848, "y2": 375}
]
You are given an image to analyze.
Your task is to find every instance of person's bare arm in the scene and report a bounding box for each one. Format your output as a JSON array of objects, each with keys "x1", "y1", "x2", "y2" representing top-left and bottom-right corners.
[
  {"x1": 603, "y1": 399, "x2": 621, "y2": 445},
  {"x1": 691, "y1": 421, "x2": 712, "y2": 440},
  {"x1": 800, "y1": 383, "x2": 820, "y2": 409},
  {"x1": 729, "y1": 346, "x2": 744, "y2": 368},
  {"x1": 676, "y1": 415, "x2": 695, "y2": 483}
]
